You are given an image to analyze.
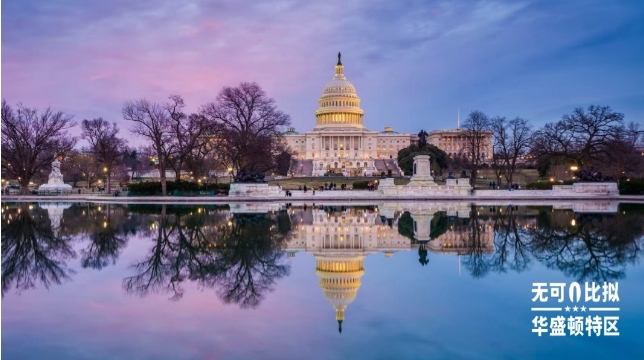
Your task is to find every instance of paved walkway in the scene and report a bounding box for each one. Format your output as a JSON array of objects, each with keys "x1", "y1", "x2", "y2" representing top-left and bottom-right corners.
[{"x1": 2, "y1": 191, "x2": 643, "y2": 204}]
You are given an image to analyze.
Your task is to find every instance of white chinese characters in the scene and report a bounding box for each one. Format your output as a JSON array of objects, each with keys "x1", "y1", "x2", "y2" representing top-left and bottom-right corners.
[{"x1": 530, "y1": 281, "x2": 620, "y2": 337}]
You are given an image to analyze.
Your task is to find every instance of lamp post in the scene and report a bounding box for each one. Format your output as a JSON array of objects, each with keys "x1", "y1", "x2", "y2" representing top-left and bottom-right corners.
[
  {"x1": 228, "y1": 167, "x2": 233, "y2": 183},
  {"x1": 103, "y1": 167, "x2": 109, "y2": 193},
  {"x1": 570, "y1": 165, "x2": 578, "y2": 180}
]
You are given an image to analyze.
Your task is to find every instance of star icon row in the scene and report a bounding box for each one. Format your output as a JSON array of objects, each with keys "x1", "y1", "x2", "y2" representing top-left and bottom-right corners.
[{"x1": 564, "y1": 306, "x2": 587, "y2": 312}]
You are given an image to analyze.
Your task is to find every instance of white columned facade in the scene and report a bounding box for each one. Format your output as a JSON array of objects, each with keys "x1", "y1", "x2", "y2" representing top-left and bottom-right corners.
[{"x1": 283, "y1": 53, "x2": 413, "y2": 176}]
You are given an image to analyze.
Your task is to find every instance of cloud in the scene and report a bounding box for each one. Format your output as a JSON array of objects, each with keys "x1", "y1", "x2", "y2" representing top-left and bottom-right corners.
[{"x1": 2, "y1": 0, "x2": 643, "y2": 139}]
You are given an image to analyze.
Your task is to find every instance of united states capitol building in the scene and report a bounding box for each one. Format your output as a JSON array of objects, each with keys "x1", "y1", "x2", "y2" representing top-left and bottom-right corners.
[{"x1": 283, "y1": 53, "x2": 493, "y2": 177}]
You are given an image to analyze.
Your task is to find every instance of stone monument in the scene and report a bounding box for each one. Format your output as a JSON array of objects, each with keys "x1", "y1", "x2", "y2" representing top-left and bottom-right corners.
[
  {"x1": 409, "y1": 155, "x2": 436, "y2": 185},
  {"x1": 228, "y1": 167, "x2": 282, "y2": 197},
  {"x1": 378, "y1": 155, "x2": 471, "y2": 196},
  {"x1": 38, "y1": 156, "x2": 73, "y2": 193}
]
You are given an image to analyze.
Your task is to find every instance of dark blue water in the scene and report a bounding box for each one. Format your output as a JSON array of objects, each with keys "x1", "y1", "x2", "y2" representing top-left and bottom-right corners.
[{"x1": 2, "y1": 202, "x2": 643, "y2": 360}]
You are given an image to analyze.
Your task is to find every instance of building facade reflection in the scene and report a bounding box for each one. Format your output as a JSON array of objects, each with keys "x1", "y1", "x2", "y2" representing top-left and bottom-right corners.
[
  {"x1": 283, "y1": 205, "x2": 412, "y2": 332},
  {"x1": 282, "y1": 203, "x2": 497, "y2": 332}
]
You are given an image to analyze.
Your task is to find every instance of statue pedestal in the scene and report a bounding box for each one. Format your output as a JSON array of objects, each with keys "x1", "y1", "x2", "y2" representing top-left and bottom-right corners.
[
  {"x1": 409, "y1": 155, "x2": 436, "y2": 185},
  {"x1": 379, "y1": 155, "x2": 472, "y2": 196},
  {"x1": 38, "y1": 183, "x2": 73, "y2": 193}
]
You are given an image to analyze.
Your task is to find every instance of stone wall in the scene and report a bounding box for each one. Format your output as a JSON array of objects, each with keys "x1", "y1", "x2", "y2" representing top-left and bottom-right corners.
[
  {"x1": 476, "y1": 182, "x2": 618, "y2": 197},
  {"x1": 229, "y1": 183, "x2": 282, "y2": 197},
  {"x1": 571, "y1": 182, "x2": 619, "y2": 195},
  {"x1": 378, "y1": 177, "x2": 471, "y2": 196}
]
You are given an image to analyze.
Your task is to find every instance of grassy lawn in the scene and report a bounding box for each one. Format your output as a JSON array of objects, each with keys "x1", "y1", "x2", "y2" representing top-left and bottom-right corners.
[{"x1": 474, "y1": 169, "x2": 540, "y2": 187}]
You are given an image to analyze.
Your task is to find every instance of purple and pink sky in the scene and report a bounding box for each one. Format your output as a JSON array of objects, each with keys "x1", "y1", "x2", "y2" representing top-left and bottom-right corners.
[{"x1": 2, "y1": 0, "x2": 644, "y2": 141}]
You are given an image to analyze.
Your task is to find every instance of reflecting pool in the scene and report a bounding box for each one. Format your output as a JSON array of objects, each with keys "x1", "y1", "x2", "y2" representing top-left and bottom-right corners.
[{"x1": 2, "y1": 201, "x2": 644, "y2": 359}]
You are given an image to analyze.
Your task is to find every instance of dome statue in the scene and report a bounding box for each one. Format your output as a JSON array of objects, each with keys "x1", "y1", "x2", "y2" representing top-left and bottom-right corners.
[{"x1": 314, "y1": 53, "x2": 365, "y2": 130}]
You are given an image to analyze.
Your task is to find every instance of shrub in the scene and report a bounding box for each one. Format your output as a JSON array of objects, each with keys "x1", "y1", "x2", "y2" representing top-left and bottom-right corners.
[
  {"x1": 619, "y1": 178, "x2": 644, "y2": 195},
  {"x1": 525, "y1": 180, "x2": 574, "y2": 190},
  {"x1": 352, "y1": 180, "x2": 370, "y2": 189},
  {"x1": 525, "y1": 182, "x2": 553, "y2": 190},
  {"x1": 127, "y1": 181, "x2": 230, "y2": 196}
]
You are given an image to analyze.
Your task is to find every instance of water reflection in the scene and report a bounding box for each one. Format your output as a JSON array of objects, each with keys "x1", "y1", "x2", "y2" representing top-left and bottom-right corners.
[
  {"x1": 1, "y1": 203, "x2": 75, "y2": 297},
  {"x1": 448, "y1": 205, "x2": 644, "y2": 282},
  {"x1": 281, "y1": 202, "x2": 644, "y2": 331},
  {"x1": 527, "y1": 206, "x2": 644, "y2": 281},
  {"x1": 285, "y1": 204, "x2": 411, "y2": 333},
  {"x1": 122, "y1": 205, "x2": 291, "y2": 308},
  {"x1": 2, "y1": 201, "x2": 643, "y2": 308},
  {"x1": 61, "y1": 204, "x2": 135, "y2": 269}
]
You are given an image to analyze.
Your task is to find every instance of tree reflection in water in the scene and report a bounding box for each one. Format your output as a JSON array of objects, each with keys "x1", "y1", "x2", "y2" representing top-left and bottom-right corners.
[
  {"x1": 61, "y1": 204, "x2": 134, "y2": 270},
  {"x1": 3, "y1": 202, "x2": 642, "y2": 300},
  {"x1": 1, "y1": 204, "x2": 75, "y2": 297},
  {"x1": 123, "y1": 205, "x2": 291, "y2": 308},
  {"x1": 461, "y1": 205, "x2": 644, "y2": 282},
  {"x1": 528, "y1": 207, "x2": 643, "y2": 281}
]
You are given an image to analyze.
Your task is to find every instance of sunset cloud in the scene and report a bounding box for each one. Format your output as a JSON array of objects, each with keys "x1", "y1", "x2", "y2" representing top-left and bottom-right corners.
[{"x1": 3, "y1": 0, "x2": 643, "y2": 139}]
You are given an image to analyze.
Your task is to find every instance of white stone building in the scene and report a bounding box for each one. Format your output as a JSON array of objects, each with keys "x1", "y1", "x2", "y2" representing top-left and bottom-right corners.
[
  {"x1": 427, "y1": 128, "x2": 493, "y2": 161},
  {"x1": 283, "y1": 54, "x2": 414, "y2": 176}
]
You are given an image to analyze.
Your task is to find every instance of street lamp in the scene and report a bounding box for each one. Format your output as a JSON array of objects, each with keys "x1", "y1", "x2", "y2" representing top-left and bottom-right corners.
[
  {"x1": 103, "y1": 167, "x2": 109, "y2": 191},
  {"x1": 227, "y1": 167, "x2": 233, "y2": 183},
  {"x1": 570, "y1": 165, "x2": 578, "y2": 180}
]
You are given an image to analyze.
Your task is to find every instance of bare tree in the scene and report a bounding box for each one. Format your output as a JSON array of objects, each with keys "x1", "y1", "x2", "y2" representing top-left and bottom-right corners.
[
  {"x1": 167, "y1": 112, "x2": 214, "y2": 181},
  {"x1": 123, "y1": 96, "x2": 183, "y2": 195},
  {"x1": 81, "y1": 118, "x2": 126, "y2": 192},
  {"x1": 532, "y1": 105, "x2": 624, "y2": 170},
  {"x1": 600, "y1": 122, "x2": 643, "y2": 179},
  {"x1": 123, "y1": 147, "x2": 154, "y2": 181},
  {"x1": 60, "y1": 150, "x2": 101, "y2": 188},
  {"x1": 461, "y1": 110, "x2": 491, "y2": 187},
  {"x1": 201, "y1": 82, "x2": 290, "y2": 174},
  {"x1": 1, "y1": 100, "x2": 76, "y2": 194},
  {"x1": 490, "y1": 116, "x2": 532, "y2": 186}
]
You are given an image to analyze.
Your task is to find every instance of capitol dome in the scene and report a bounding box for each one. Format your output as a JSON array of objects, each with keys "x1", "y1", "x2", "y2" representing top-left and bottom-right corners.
[
  {"x1": 322, "y1": 78, "x2": 357, "y2": 96},
  {"x1": 315, "y1": 255, "x2": 365, "y2": 333},
  {"x1": 314, "y1": 53, "x2": 365, "y2": 131}
]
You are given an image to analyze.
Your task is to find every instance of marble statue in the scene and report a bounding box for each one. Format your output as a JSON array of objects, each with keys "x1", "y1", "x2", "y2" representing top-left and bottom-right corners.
[{"x1": 38, "y1": 156, "x2": 73, "y2": 193}]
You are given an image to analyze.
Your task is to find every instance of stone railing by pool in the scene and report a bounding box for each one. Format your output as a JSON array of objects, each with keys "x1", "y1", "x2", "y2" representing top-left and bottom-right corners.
[{"x1": 229, "y1": 183, "x2": 283, "y2": 197}]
